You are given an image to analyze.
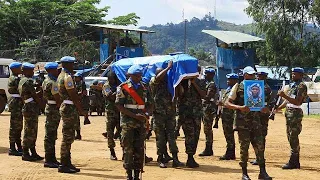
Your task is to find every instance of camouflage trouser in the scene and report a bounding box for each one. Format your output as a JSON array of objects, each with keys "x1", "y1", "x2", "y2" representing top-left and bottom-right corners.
[
  {"x1": 60, "y1": 104, "x2": 78, "y2": 165},
  {"x1": 181, "y1": 115, "x2": 201, "y2": 155},
  {"x1": 22, "y1": 102, "x2": 39, "y2": 149},
  {"x1": 74, "y1": 116, "x2": 81, "y2": 131},
  {"x1": 8, "y1": 97, "x2": 23, "y2": 144},
  {"x1": 82, "y1": 95, "x2": 90, "y2": 112},
  {"x1": 44, "y1": 104, "x2": 61, "y2": 157},
  {"x1": 121, "y1": 124, "x2": 146, "y2": 170},
  {"x1": 106, "y1": 110, "x2": 120, "y2": 148},
  {"x1": 175, "y1": 115, "x2": 182, "y2": 134},
  {"x1": 202, "y1": 111, "x2": 215, "y2": 145},
  {"x1": 238, "y1": 128, "x2": 265, "y2": 167},
  {"x1": 259, "y1": 113, "x2": 269, "y2": 146},
  {"x1": 221, "y1": 108, "x2": 235, "y2": 148},
  {"x1": 153, "y1": 113, "x2": 178, "y2": 155},
  {"x1": 285, "y1": 108, "x2": 303, "y2": 155}
]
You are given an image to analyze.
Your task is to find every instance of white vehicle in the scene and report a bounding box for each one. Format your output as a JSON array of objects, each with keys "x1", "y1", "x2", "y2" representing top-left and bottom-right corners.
[
  {"x1": 0, "y1": 58, "x2": 14, "y2": 113},
  {"x1": 84, "y1": 76, "x2": 108, "y2": 95}
]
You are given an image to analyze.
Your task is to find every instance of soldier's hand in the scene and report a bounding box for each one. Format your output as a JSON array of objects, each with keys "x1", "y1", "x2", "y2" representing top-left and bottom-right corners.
[
  {"x1": 260, "y1": 107, "x2": 270, "y2": 114},
  {"x1": 239, "y1": 106, "x2": 250, "y2": 112},
  {"x1": 135, "y1": 113, "x2": 148, "y2": 122},
  {"x1": 278, "y1": 90, "x2": 285, "y2": 97},
  {"x1": 167, "y1": 60, "x2": 173, "y2": 69}
]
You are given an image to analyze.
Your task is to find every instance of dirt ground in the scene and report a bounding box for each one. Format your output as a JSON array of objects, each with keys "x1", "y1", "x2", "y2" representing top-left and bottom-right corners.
[{"x1": 0, "y1": 112, "x2": 319, "y2": 180}]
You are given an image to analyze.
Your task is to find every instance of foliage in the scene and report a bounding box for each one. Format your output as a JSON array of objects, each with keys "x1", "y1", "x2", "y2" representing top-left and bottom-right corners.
[{"x1": 246, "y1": 0, "x2": 320, "y2": 68}]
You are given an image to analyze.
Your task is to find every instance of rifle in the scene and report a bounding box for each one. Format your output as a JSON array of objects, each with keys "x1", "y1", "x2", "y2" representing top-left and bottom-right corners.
[
  {"x1": 213, "y1": 90, "x2": 222, "y2": 129},
  {"x1": 269, "y1": 80, "x2": 286, "y2": 120}
]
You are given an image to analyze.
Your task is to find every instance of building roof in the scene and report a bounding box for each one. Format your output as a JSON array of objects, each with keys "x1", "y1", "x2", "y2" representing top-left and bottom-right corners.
[
  {"x1": 86, "y1": 24, "x2": 155, "y2": 34},
  {"x1": 202, "y1": 30, "x2": 264, "y2": 44}
]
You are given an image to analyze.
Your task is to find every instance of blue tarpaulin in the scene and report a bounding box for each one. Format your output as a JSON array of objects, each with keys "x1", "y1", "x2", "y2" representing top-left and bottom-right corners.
[
  {"x1": 216, "y1": 47, "x2": 255, "y2": 69},
  {"x1": 100, "y1": 44, "x2": 109, "y2": 63},
  {"x1": 110, "y1": 54, "x2": 199, "y2": 99}
]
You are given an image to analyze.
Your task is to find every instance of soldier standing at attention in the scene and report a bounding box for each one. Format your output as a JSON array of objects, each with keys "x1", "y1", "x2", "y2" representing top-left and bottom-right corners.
[
  {"x1": 115, "y1": 65, "x2": 151, "y2": 180},
  {"x1": 8, "y1": 62, "x2": 23, "y2": 156},
  {"x1": 177, "y1": 75, "x2": 206, "y2": 168},
  {"x1": 199, "y1": 68, "x2": 218, "y2": 156},
  {"x1": 277, "y1": 67, "x2": 307, "y2": 169},
  {"x1": 42, "y1": 62, "x2": 62, "y2": 168},
  {"x1": 74, "y1": 72, "x2": 84, "y2": 140},
  {"x1": 225, "y1": 66, "x2": 272, "y2": 180},
  {"x1": 102, "y1": 71, "x2": 120, "y2": 160},
  {"x1": 19, "y1": 63, "x2": 44, "y2": 161},
  {"x1": 149, "y1": 61, "x2": 184, "y2": 168},
  {"x1": 219, "y1": 73, "x2": 238, "y2": 160},
  {"x1": 57, "y1": 56, "x2": 84, "y2": 173},
  {"x1": 251, "y1": 71, "x2": 272, "y2": 165}
]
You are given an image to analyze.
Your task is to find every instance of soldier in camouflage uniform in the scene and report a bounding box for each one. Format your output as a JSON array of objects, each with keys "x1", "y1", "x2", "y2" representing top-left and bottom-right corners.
[
  {"x1": 8, "y1": 62, "x2": 23, "y2": 156},
  {"x1": 19, "y1": 63, "x2": 44, "y2": 162},
  {"x1": 57, "y1": 56, "x2": 84, "y2": 173},
  {"x1": 89, "y1": 81, "x2": 104, "y2": 116},
  {"x1": 277, "y1": 67, "x2": 307, "y2": 170},
  {"x1": 149, "y1": 61, "x2": 184, "y2": 168},
  {"x1": 177, "y1": 75, "x2": 206, "y2": 168},
  {"x1": 102, "y1": 71, "x2": 120, "y2": 160},
  {"x1": 251, "y1": 71, "x2": 272, "y2": 165},
  {"x1": 219, "y1": 73, "x2": 238, "y2": 160},
  {"x1": 42, "y1": 62, "x2": 62, "y2": 168},
  {"x1": 226, "y1": 66, "x2": 272, "y2": 180},
  {"x1": 115, "y1": 65, "x2": 152, "y2": 180},
  {"x1": 199, "y1": 68, "x2": 218, "y2": 156}
]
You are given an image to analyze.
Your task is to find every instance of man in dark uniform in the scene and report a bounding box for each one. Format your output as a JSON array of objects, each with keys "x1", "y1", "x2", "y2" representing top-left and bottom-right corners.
[
  {"x1": 42, "y1": 62, "x2": 62, "y2": 168},
  {"x1": 277, "y1": 67, "x2": 307, "y2": 169},
  {"x1": 226, "y1": 66, "x2": 272, "y2": 180},
  {"x1": 251, "y1": 71, "x2": 272, "y2": 165},
  {"x1": 7, "y1": 62, "x2": 23, "y2": 156},
  {"x1": 115, "y1": 65, "x2": 152, "y2": 180},
  {"x1": 219, "y1": 73, "x2": 238, "y2": 160}
]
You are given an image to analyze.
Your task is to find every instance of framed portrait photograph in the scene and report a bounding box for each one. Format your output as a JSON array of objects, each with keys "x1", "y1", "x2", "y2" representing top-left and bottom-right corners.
[{"x1": 244, "y1": 80, "x2": 265, "y2": 111}]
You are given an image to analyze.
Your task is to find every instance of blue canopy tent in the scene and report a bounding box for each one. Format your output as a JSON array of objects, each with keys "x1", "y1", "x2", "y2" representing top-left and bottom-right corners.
[{"x1": 110, "y1": 54, "x2": 199, "y2": 99}]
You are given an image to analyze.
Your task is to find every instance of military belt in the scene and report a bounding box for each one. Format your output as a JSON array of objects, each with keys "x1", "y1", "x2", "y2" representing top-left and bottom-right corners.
[
  {"x1": 47, "y1": 100, "x2": 56, "y2": 105},
  {"x1": 63, "y1": 100, "x2": 74, "y2": 105},
  {"x1": 24, "y1": 98, "x2": 34, "y2": 103},
  {"x1": 11, "y1": 94, "x2": 21, "y2": 98},
  {"x1": 124, "y1": 104, "x2": 145, "y2": 109}
]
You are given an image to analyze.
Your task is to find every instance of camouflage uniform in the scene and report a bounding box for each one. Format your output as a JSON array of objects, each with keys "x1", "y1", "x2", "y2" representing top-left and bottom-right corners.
[
  {"x1": 74, "y1": 81, "x2": 85, "y2": 131},
  {"x1": 103, "y1": 81, "x2": 120, "y2": 149},
  {"x1": 90, "y1": 87, "x2": 104, "y2": 114},
  {"x1": 42, "y1": 74, "x2": 61, "y2": 161},
  {"x1": 202, "y1": 79, "x2": 218, "y2": 147},
  {"x1": 221, "y1": 87, "x2": 235, "y2": 149},
  {"x1": 57, "y1": 69, "x2": 79, "y2": 166},
  {"x1": 115, "y1": 79, "x2": 151, "y2": 171},
  {"x1": 149, "y1": 77, "x2": 178, "y2": 156},
  {"x1": 8, "y1": 75, "x2": 23, "y2": 146},
  {"x1": 178, "y1": 79, "x2": 206, "y2": 155},
  {"x1": 18, "y1": 77, "x2": 40, "y2": 150},
  {"x1": 229, "y1": 81, "x2": 265, "y2": 168},
  {"x1": 285, "y1": 81, "x2": 307, "y2": 156},
  {"x1": 259, "y1": 83, "x2": 272, "y2": 145}
]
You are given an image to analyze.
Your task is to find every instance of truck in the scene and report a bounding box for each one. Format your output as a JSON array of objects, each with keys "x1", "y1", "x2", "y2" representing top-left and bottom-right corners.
[{"x1": 0, "y1": 58, "x2": 14, "y2": 114}]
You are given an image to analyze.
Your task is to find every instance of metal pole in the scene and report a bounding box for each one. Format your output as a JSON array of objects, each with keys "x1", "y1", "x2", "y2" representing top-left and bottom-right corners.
[
  {"x1": 184, "y1": 19, "x2": 187, "y2": 53},
  {"x1": 140, "y1": 32, "x2": 143, "y2": 48}
]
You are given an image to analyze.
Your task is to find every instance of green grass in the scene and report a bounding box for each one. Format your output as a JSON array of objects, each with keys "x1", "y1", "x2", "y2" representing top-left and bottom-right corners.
[{"x1": 305, "y1": 114, "x2": 320, "y2": 119}]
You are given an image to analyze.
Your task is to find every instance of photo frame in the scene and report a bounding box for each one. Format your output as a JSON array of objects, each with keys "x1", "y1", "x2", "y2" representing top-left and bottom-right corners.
[{"x1": 244, "y1": 80, "x2": 265, "y2": 111}]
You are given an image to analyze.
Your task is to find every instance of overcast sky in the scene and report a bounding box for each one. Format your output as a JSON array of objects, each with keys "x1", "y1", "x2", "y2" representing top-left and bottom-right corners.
[{"x1": 97, "y1": 0, "x2": 253, "y2": 26}]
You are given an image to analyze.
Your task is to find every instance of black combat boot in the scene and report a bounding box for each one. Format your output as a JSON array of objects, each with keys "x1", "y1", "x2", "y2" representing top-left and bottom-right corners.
[
  {"x1": 134, "y1": 169, "x2": 140, "y2": 180},
  {"x1": 75, "y1": 130, "x2": 82, "y2": 140},
  {"x1": 84, "y1": 117, "x2": 91, "y2": 125},
  {"x1": 44, "y1": 154, "x2": 59, "y2": 168},
  {"x1": 242, "y1": 167, "x2": 251, "y2": 180},
  {"x1": 58, "y1": 159, "x2": 77, "y2": 173},
  {"x1": 220, "y1": 147, "x2": 236, "y2": 160},
  {"x1": 199, "y1": 143, "x2": 213, "y2": 156},
  {"x1": 157, "y1": 155, "x2": 167, "y2": 168},
  {"x1": 22, "y1": 148, "x2": 36, "y2": 161},
  {"x1": 282, "y1": 153, "x2": 300, "y2": 169},
  {"x1": 126, "y1": 169, "x2": 133, "y2": 180},
  {"x1": 16, "y1": 141, "x2": 23, "y2": 155},
  {"x1": 145, "y1": 155, "x2": 153, "y2": 163},
  {"x1": 8, "y1": 142, "x2": 21, "y2": 156},
  {"x1": 186, "y1": 154, "x2": 199, "y2": 168},
  {"x1": 110, "y1": 148, "x2": 118, "y2": 160},
  {"x1": 172, "y1": 153, "x2": 184, "y2": 168},
  {"x1": 30, "y1": 147, "x2": 44, "y2": 161},
  {"x1": 163, "y1": 151, "x2": 173, "y2": 163},
  {"x1": 258, "y1": 164, "x2": 272, "y2": 180},
  {"x1": 68, "y1": 156, "x2": 80, "y2": 172}
]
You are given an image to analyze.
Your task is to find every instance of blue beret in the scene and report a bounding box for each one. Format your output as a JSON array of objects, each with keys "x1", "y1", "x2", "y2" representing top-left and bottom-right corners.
[
  {"x1": 292, "y1": 67, "x2": 304, "y2": 73},
  {"x1": 9, "y1": 62, "x2": 22, "y2": 69},
  {"x1": 22, "y1": 62, "x2": 35, "y2": 69},
  {"x1": 60, "y1": 56, "x2": 76, "y2": 63},
  {"x1": 226, "y1": 73, "x2": 239, "y2": 79},
  {"x1": 128, "y1": 64, "x2": 144, "y2": 75},
  {"x1": 205, "y1": 68, "x2": 215, "y2": 74},
  {"x1": 99, "y1": 81, "x2": 105, "y2": 84},
  {"x1": 44, "y1": 62, "x2": 59, "y2": 70},
  {"x1": 74, "y1": 72, "x2": 83, "y2": 77},
  {"x1": 257, "y1": 71, "x2": 268, "y2": 75}
]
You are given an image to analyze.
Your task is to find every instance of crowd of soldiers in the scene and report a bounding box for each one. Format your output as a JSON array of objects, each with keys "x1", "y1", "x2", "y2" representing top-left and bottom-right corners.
[{"x1": 7, "y1": 56, "x2": 308, "y2": 180}]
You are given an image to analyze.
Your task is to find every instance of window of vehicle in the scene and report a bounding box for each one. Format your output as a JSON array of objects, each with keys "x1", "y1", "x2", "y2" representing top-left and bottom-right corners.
[{"x1": 0, "y1": 65, "x2": 10, "y2": 78}]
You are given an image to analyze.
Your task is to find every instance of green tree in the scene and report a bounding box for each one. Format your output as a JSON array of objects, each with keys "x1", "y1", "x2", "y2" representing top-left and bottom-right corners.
[{"x1": 246, "y1": 0, "x2": 320, "y2": 68}]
